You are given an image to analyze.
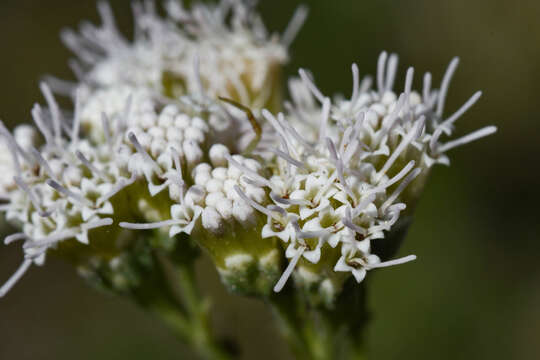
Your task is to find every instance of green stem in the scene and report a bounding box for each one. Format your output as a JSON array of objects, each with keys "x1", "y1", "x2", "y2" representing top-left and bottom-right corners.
[
  {"x1": 150, "y1": 298, "x2": 233, "y2": 360},
  {"x1": 151, "y1": 246, "x2": 235, "y2": 360},
  {"x1": 91, "y1": 232, "x2": 235, "y2": 360},
  {"x1": 268, "y1": 280, "x2": 369, "y2": 360}
]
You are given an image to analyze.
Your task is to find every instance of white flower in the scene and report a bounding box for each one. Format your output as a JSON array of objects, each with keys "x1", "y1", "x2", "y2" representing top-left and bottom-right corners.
[
  {"x1": 57, "y1": 0, "x2": 307, "y2": 108},
  {"x1": 230, "y1": 52, "x2": 496, "y2": 292},
  {"x1": 0, "y1": 0, "x2": 495, "y2": 302}
]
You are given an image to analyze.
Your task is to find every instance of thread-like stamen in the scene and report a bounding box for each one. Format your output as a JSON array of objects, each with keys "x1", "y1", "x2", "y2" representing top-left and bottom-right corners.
[
  {"x1": 61, "y1": 30, "x2": 96, "y2": 64},
  {"x1": 343, "y1": 113, "x2": 367, "y2": 162},
  {"x1": 0, "y1": 121, "x2": 34, "y2": 166},
  {"x1": 169, "y1": 146, "x2": 185, "y2": 204},
  {"x1": 119, "y1": 219, "x2": 185, "y2": 230},
  {"x1": 312, "y1": 172, "x2": 338, "y2": 205},
  {"x1": 292, "y1": 219, "x2": 328, "y2": 239},
  {"x1": 127, "y1": 132, "x2": 162, "y2": 174},
  {"x1": 351, "y1": 63, "x2": 360, "y2": 103},
  {"x1": 339, "y1": 126, "x2": 354, "y2": 155},
  {"x1": 279, "y1": 115, "x2": 314, "y2": 151},
  {"x1": 262, "y1": 111, "x2": 300, "y2": 166},
  {"x1": 30, "y1": 147, "x2": 57, "y2": 181},
  {"x1": 281, "y1": 5, "x2": 308, "y2": 47},
  {"x1": 97, "y1": 0, "x2": 117, "y2": 31},
  {"x1": 377, "y1": 51, "x2": 388, "y2": 95},
  {"x1": 352, "y1": 194, "x2": 377, "y2": 217},
  {"x1": 318, "y1": 98, "x2": 331, "y2": 143},
  {"x1": 226, "y1": 154, "x2": 274, "y2": 189},
  {"x1": 13, "y1": 176, "x2": 52, "y2": 217},
  {"x1": 274, "y1": 246, "x2": 305, "y2": 292},
  {"x1": 359, "y1": 76, "x2": 373, "y2": 94},
  {"x1": 299, "y1": 69, "x2": 325, "y2": 104},
  {"x1": 376, "y1": 117, "x2": 424, "y2": 182},
  {"x1": 24, "y1": 229, "x2": 76, "y2": 248},
  {"x1": 385, "y1": 53, "x2": 399, "y2": 92},
  {"x1": 40, "y1": 82, "x2": 62, "y2": 142},
  {"x1": 239, "y1": 176, "x2": 267, "y2": 189},
  {"x1": 369, "y1": 160, "x2": 416, "y2": 195},
  {"x1": 277, "y1": 113, "x2": 302, "y2": 159},
  {"x1": 31, "y1": 104, "x2": 54, "y2": 145},
  {"x1": 343, "y1": 207, "x2": 367, "y2": 235},
  {"x1": 4, "y1": 233, "x2": 29, "y2": 245},
  {"x1": 81, "y1": 217, "x2": 113, "y2": 231},
  {"x1": 268, "y1": 148, "x2": 305, "y2": 169},
  {"x1": 72, "y1": 89, "x2": 82, "y2": 143},
  {"x1": 43, "y1": 76, "x2": 76, "y2": 97},
  {"x1": 0, "y1": 123, "x2": 21, "y2": 174},
  {"x1": 369, "y1": 206, "x2": 404, "y2": 233},
  {"x1": 423, "y1": 72, "x2": 432, "y2": 102},
  {"x1": 381, "y1": 168, "x2": 421, "y2": 213},
  {"x1": 234, "y1": 185, "x2": 278, "y2": 220},
  {"x1": 75, "y1": 150, "x2": 109, "y2": 181},
  {"x1": 374, "y1": 93, "x2": 405, "y2": 145},
  {"x1": 438, "y1": 126, "x2": 497, "y2": 153},
  {"x1": 430, "y1": 91, "x2": 483, "y2": 152},
  {"x1": 437, "y1": 57, "x2": 459, "y2": 116},
  {"x1": 404, "y1": 67, "x2": 414, "y2": 102},
  {"x1": 270, "y1": 192, "x2": 310, "y2": 207},
  {"x1": 68, "y1": 59, "x2": 85, "y2": 80},
  {"x1": 369, "y1": 255, "x2": 417, "y2": 269},
  {"x1": 46, "y1": 179, "x2": 92, "y2": 206},
  {"x1": 97, "y1": 174, "x2": 136, "y2": 206},
  {"x1": 0, "y1": 259, "x2": 32, "y2": 297},
  {"x1": 326, "y1": 137, "x2": 356, "y2": 202},
  {"x1": 267, "y1": 205, "x2": 289, "y2": 218}
]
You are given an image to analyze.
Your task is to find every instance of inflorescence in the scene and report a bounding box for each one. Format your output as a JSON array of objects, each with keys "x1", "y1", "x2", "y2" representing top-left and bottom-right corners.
[{"x1": 0, "y1": 0, "x2": 495, "y2": 302}]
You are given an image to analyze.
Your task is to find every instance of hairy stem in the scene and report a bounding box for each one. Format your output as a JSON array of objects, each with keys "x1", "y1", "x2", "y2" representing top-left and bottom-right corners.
[
  {"x1": 268, "y1": 280, "x2": 369, "y2": 360},
  {"x1": 154, "y1": 251, "x2": 235, "y2": 360}
]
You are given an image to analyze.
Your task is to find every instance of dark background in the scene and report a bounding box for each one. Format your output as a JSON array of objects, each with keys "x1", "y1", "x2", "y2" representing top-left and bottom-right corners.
[{"x1": 1, "y1": 0, "x2": 539, "y2": 359}]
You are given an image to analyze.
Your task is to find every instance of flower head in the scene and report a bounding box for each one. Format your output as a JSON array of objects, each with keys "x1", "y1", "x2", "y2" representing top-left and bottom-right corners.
[
  {"x1": 0, "y1": 0, "x2": 495, "y2": 305},
  {"x1": 224, "y1": 52, "x2": 496, "y2": 299},
  {"x1": 58, "y1": 0, "x2": 307, "y2": 110}
]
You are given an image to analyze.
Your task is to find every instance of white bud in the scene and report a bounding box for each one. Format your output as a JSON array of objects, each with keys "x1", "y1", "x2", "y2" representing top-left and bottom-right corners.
[
  {"x1": 185, "y1": 126, "x2": 205, "y2": 143},
  {"x1": 215, "y1": 198, "x2": 233, "y2": 220},
  {"x1": 148, "y1": 126, "x2": 165, "y2": 139},
  {"x1": 209, "y1": 144, "x2": 230, "y2": 167},
  {"x1": 174, "y1": 114, "x2": 190, "y2": 129},
  {"x1": 139, "y1": 112, "x2": 156, "y2": 130},
  {"x1": 205, "y1": 191, "x2": 225, "y2": 208},
  {"x1": 183, "y1": 140, "x2": 203, "y2": 166},
  {"x1": 193, "y1": 163, "x2": 212, "y2": 175},
  {"x1": 211, "y1": 167, "x2": 228, "y2": 181},
  {"x1": 205, "y1": 178, "x2": 223, "y2": 193},
  {"x1": 232, "y1": 200, "x2": 254, "y2": 223},
  {"x1": 202, "y1": 206, "x2": 222, "y2": 232},
  {"x1": 194, "y1": 171, "x2": 211, "y2": 187},
  {"x1": 166, "y1": 129, "x2": 184, "y2": 142}
]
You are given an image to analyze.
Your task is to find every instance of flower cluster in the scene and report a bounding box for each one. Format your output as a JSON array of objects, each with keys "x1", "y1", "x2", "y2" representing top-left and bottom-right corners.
[
  {"x1": 59, "y1": 0, "x2": 307, "y2": 109},
  {"x1": 0, "y1": 0, "x2": 494, "y2": 303},
  {"x1": 228, "y1": 53, "x2": 496, "y2": 297}
]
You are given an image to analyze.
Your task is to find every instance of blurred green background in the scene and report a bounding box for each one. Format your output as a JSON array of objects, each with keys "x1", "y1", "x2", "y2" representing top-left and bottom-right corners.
[{"x1": 0, "y1": 0, "x2": 539, "y2": 359}]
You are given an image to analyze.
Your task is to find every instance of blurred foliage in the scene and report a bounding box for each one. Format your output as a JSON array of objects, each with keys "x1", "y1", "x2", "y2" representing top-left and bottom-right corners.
[{"x1": 1, "y1": 0, "x2": 539, "y2": 359}]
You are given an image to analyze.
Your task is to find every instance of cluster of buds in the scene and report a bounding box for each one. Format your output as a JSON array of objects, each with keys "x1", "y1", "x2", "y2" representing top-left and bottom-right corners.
[{"x1": 0, "y1": 0, "x2": 494, "y2": 305}]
